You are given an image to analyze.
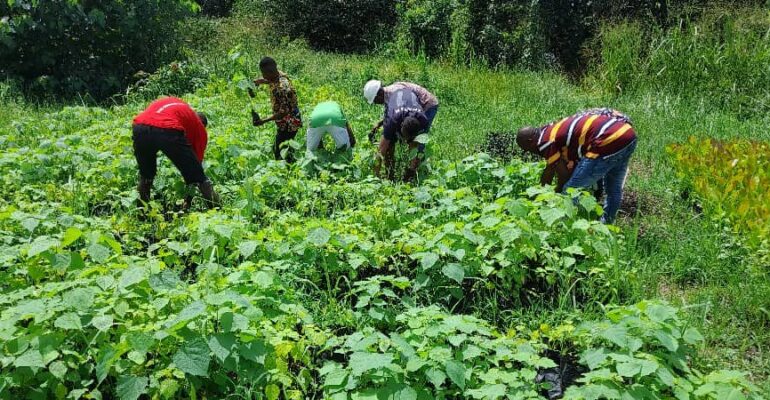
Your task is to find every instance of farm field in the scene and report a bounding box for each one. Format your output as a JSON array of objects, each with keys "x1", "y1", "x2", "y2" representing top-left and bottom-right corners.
[{"x1": 2, "y1": 13, "x2": 770, "y2": 400}]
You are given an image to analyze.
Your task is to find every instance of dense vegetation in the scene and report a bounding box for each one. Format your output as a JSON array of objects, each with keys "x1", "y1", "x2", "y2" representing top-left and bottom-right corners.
[
  {"x1": 0, "y1": 0, "x2": 198, "y2": 100},
  {"x1": 1, "y1": 0, "x2": 769, "y2": 398}
]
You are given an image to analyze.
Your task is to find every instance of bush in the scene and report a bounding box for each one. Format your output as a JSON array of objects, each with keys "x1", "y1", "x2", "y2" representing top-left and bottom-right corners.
[
  {"x1": 669, "y1": 138, "x2": 770, "y2": 247},
  {"x1": 197, "y1": 0, "x2": 234, "y2": 16},
  {"x1": 0, "y1": 0, "x2": 197, "y2": 100},
  {"x1": 262, "y1": 0, "x2": 397, "y2": 53}
]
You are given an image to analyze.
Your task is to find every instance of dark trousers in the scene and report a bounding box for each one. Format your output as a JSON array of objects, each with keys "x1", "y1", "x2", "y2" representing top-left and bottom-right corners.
[
  {"x1": 132, "y1": 124, "x2": 207, "y2": 184},
  {"x1": 274, "y1": 129, "x2": 298, "y2": 162}
]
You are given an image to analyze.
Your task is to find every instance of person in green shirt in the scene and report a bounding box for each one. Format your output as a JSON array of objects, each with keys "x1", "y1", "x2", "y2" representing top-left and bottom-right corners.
[{"x1": 306, "y1": 101, "x2": 356, "y2": 156}]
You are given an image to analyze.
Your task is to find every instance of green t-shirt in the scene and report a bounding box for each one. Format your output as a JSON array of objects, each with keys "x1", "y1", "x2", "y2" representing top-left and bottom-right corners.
[{"x1": 309, "y1": 101, "x2": 347, "y2": 129}]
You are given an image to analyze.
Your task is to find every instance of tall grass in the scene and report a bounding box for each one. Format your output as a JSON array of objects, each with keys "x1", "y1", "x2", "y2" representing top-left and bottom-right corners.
[{"x1": 590, "y1": 7, "x2": 770, "y2": 118}]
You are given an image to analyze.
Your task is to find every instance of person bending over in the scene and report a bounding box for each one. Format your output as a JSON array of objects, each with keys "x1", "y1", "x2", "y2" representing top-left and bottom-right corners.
[
  {"x1": 516, "y1": 108, "x2": 637, "y2": 224},
  {"x1": 306, "y1": 101, "x2": 356, "y2": 156},
  {"x1": 364, "y1": 79, "x2": 438, "y2": 142},
  {"x1": 373, "y1": 89, "x2": 429, "y2": 182},
  {"x1": 132, "y1": 97, "x2": 219, "y2": 210}
]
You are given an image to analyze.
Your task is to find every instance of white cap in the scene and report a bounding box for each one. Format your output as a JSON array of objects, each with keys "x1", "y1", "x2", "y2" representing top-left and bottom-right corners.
[{"x1": 364, "y1": 80, "x2": 382, "y2": 104}]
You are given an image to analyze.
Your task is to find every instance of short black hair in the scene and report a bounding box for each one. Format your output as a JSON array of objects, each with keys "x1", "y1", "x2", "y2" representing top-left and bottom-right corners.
[
  {"x1": 401, "y1": 116, "x2": 424, "y2": 141},
  {"x1": 516, "y1": 126, "x2": 539, "y2": 150},
  {"x1": 197, "y1": 112, "x2": 208, "y2": 127},
  {"x1": 259, "y1": 57, "x2": 277, "y2": 70}
]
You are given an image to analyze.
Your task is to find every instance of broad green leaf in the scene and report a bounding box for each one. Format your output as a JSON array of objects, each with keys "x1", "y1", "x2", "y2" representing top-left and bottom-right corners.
[
  {"x1": 87, "y1": 243, "x2": 111, "y2": 263},
  {"x1": 49, "y1": 360, "x2": 67, "y2": 379},
  {"x1": 54, "y1": 313, "x2": 82, "y2": 330},
  {"x1": 119, "y1": 267, "x2": 146, "y2": 289},
  {"x1": 238, "y1": 240, "x2": 258, "y2": 258},
  {"x1": 92, "y1": 315, "x2": 113, "y2": 331},
  {"x1": 221, "y1": 312, "x2": 250, "y2": 332},
  {"x1": 444, "y1": 360, "x2": 466, "y2": 390},
  {"x1": 61, "y1": 227, "x2": 83, "y2": 247},
  {"x1": 208, "y1": 333, "x2": 236, "y2": 362},
  {"x1": 539, "y1": 208, "x2": 567, "y2": 226},
  {"x1": 441, "y1": 263, "x2": 465, "y2": 284},
  {"x1": 266, "y1": 384, "x2": 280, "y2": 400},
  {"x1": 387, "y1": 383, "x2": 418, "y2": 400},
  {"x1": 127, "y1": 332, "x2": 156, "y2": 353},
  {"x1": 308, "y1": 227, "x2": 331, "y2": 246},
  {"x1": 654, "y1": 331, "x2": 679, "y2": 352},
  {"x1": 14, "y1": 349, "x2": 44, "y2": 368},
  {"x1": 683, "y1": 328, "x2": 704, "y2": 345},
  {"x1": 600, "y1": 324, "x2": 629, "y2": 348},
  {"x1": 116, "y1": 375, "x2": 148, "y2": 400},
  {"x1": 159, "y1": 380, "x2": 179, "y2": 399},
  {"x1": 425, "y1": 367, "x2": 446, "y2": 388},
  {"x1": 168, "y1": 300, "x2": 206, "y2": 330},
  {"x1": 323, "y1": 366, "x2": 349, "y2": 387},
  {"x1": 63, "y1": 287, "x2": 95, "y2": 310},
  {"x1": 28, "y1": 237, "x2": 59, "y2": 257},
  {"x1": 349, "y1": 352, "x2": 393, "y2": 376},
  {"x1": 149, "y1": 270, "x2": 182, "y2": 292},
  {"x1": 405, "y1": 358, "x2": 427, "y2": 372},
  {"x1": 582, "y1": 348, "x2": 609, "y2": 370},
  {"x1": 173, "y1": 336, "x2": 210, "y2": 377},
  {"x1": 646, "y1": 304, "x2": 677, "y2": 323},
  {"x1": 419, "y1": 252, "x2": 439, "y2": 270},
  {"x1": 239, "y1": 340, "x2": 269, "y2": 364}
]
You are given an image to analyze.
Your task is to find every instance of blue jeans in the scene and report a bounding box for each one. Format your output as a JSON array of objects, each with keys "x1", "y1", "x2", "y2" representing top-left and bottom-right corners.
[
  {"x1": 564, "y1": 140, "x2": 637, "y2": 224},
  {"x1": 414, "y1": 105, "x2": 438, "y2": 152},
  {"x1": 424, "y1": 105, "x2": 439, "y2": 131}
]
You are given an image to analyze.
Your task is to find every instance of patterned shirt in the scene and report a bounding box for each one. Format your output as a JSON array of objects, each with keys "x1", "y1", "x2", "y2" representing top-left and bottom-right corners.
[
  {"x1": 537, "y1": 108, "x2": 637, "y2": 168},
  {"x1": 383, "y1": 82, "x2": 439, "y2": 111},
  {"x1": 269, "y1": 72, "x2": 302, "y2": 132},
  {"x1": 383, "y1": 89, "x2": 428, "y2": 141}
]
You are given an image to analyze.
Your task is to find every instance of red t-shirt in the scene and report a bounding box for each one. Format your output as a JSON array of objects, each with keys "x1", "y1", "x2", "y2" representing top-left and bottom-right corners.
[{"x1": 133, "y1": 97, "x2": 208, "y2": 162}]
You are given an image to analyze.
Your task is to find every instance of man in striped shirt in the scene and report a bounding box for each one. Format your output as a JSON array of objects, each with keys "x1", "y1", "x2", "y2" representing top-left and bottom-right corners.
[{"x1": 516, "y1": 108, "x2": 638, "y2": 223}]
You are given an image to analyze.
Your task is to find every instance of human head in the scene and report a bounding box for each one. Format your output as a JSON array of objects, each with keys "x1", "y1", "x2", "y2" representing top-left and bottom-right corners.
[
  {"x1": 364, "y1": 80, "x2": 383, "y2": 104},
  {"x1": 401, "y1": 116, "x2": 423, "y2": 142},
  {"x1": 259, "y1": 57, "x2": 280, "y2": 82},
  {"x1": 516, "y1": 126, "x2": 540, "y2": 154},
  {"x1": 197, "y1": 112, "x2": 208, "y2": 127}
]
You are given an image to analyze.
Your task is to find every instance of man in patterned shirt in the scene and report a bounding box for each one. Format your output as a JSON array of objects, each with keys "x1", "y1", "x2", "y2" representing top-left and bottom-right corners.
[
  {"x1": 516, "y1": 108, "x2": 638, "y2": 223},
  {"x1": 253, "y1": 57, "x2": 302, "y2": 161}
]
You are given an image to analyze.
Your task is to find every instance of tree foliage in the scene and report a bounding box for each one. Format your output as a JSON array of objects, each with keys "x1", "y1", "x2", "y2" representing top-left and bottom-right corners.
[
  {"x1": 0, "y1": 0, "x2": 198, "y2": 100},
  {"x1": 261, "y1": 0, "x2": 397, "y2": 53}
]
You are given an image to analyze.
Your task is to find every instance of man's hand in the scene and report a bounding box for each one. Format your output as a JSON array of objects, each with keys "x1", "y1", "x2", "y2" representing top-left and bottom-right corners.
[
  {"x1": 247, "y1": 88, "x2": 256, "y2": 98},
  {"x1": 252, "y1": 118, "x2": 266, "y2": 127},
  {"x1": 253, "y1": 78, "x2": 268, "y2": 86}
]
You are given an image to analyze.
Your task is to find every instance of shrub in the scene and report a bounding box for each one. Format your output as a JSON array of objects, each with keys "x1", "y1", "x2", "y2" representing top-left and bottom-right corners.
[
  {"x1": 262, "y1": 0, "x2": 397, "y2": 53},
  {"x1": 668, "y1": 138, "x2": 770, "y2": 247},
  {"x1": 0, "y1": 0, "x2": 198, "y2": 100},
  {"x1": 197, "y1": 0, "x2": 234, "y2": 16}
]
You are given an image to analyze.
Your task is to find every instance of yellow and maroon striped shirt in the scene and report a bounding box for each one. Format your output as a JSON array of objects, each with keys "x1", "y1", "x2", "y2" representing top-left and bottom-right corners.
[{"x1": 537, "y1": 108, "x2": 637, "y2": 167}]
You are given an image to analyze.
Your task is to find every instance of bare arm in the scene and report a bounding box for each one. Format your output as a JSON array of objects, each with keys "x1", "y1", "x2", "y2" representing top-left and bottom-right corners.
[
  {"x1": 374, "y1": 137, "x2": 394, "y2": 179},
  {"x1": 553, "y1": 160, "x2": 571, "y2": 192},
  {"x1": 540, "y1": 164, "x2": 556, "y2": 186},
  {"x1": 404, "y1": 141, "x2": 422, "y2": 182}
]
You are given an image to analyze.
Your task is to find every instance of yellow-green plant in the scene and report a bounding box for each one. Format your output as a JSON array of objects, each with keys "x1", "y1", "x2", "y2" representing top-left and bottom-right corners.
[{"x1": 669, "y1": 138, "x2": 770, "y2": 246}]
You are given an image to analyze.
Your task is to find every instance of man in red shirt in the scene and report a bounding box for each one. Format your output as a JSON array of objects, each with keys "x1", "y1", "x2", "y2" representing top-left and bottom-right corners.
[
  {"x1": 516, "y1": 108, "x2": 638, "y2": 224},
  {"x1": 132, "y1": 97, "x2": 219, "y2": 209}
]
